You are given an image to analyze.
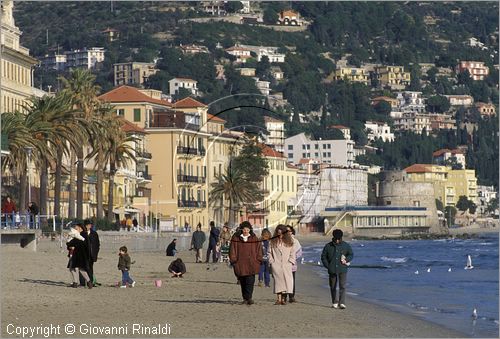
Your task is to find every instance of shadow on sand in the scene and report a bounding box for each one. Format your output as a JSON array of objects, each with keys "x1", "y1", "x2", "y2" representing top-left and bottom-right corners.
[
  {"x1": 154, "y1": 299, "x2": 239, "y2": 305},
  {"x1": 18, "y1": 278, "x2": 68, "y2": 287}
]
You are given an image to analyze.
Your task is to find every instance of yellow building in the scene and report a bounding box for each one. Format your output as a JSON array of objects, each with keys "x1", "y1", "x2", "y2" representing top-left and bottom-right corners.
[
  {"x1": 375, "y1": 66, "x2": 411, "y2": 89},
  {"x1": 334, "y1": 67, "x2": 369, "y2": 85},
  {"x1": 404, "y1": 164, "x2": 477, "y2": 207}
]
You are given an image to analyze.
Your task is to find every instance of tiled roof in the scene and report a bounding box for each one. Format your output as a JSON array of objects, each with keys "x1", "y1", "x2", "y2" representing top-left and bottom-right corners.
[
  {"x1": 280, "y1": 9, "x2": 299, "y2": 17},
  {"x1": 226, "y1": 46, "x2": 251, "y2": 52},
  {"x1": 329, "y1": 125, "x2": 349, "y2": 130},
  {"x1": 119, "y1": 118, "x2": 146, "y2": 134},
  {"x1": 258, "y1": 143, "x2": 285, "y2": 158},
  {"x1": 207, "y1": 113, "x2": 226, "y2": 123},
  {"x1": 298, "y1": 158, "x2": 312, "y2": 164},
  {"x1": 263, "y1": 116, "x2": 283, "y2": 123},
  {"x1": 433, "y1": 148, "x2": 464, "y2": 157},
  {"x1": 403, "y1": 164, "x2": 433, "y2": 173},
  {"x1": 98, "y1": 85, "x2": 171, "y2": 107},
  {"x1": 171, "y1": 97, "x2": 207, "y2": 108},
  {"x1": 169, "y1": 77, "x2": 197, "y2": 82}
]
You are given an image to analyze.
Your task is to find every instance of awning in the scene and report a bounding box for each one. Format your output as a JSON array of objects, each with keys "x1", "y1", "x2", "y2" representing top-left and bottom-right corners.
[{"x1": 112, "y1": 207, "x2": 141, "y2": 214}]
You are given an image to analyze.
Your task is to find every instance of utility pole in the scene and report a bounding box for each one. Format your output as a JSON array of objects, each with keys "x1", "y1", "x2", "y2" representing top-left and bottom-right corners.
[{"x1": 46, "y1": 29, "x2": 49, "y2": 45}]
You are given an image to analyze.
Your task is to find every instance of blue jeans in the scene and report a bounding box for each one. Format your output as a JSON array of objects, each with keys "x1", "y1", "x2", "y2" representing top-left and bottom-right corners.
[
  {"x1": 121, "y1": 270, "x2": 134, "y2": 286},
  {"x1": 258, "y1": 261, "x2": 270, "y2": 286}
]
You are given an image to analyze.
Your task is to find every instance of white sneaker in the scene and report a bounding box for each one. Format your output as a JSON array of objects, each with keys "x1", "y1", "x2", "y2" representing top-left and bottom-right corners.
[
  {"x1": 339, "y1": 304, "x2": 346, "y2": 309},
  {"x1": 332, "y1": 303, "x2": 339, "y2": 309},
  {"x1": 120, "y1": 285, "x2": 127, "y2": 288},
  {"x1": 131, "y1": 281, "x2": 136, "y2": 288}
]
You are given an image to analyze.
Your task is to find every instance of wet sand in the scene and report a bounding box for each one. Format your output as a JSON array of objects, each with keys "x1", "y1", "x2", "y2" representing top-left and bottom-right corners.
[{"x1": 1, "y1": 237, "x2": 465, "y2": 338}]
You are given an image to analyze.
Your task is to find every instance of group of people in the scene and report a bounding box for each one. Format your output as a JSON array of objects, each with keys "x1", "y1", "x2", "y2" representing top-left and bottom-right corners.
[
  {"x1": 65, "y1": 219, "x2": 100, "y2": 288},
  {"x1": 190, "y1": 221, "x2": 231, "y2": 263},
  {"x1": 1, "y1": 196, "x2": 39, "y2": 228}
]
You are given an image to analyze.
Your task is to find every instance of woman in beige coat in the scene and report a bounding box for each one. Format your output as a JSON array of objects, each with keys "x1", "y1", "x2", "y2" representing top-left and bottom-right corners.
[{"x1": 268, "y1": 224, "x2": 296, "y2": 305}]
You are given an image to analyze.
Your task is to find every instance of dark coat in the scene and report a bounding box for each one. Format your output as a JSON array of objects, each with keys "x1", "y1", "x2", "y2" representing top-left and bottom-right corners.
[
  {"x1": 66, "y1": 238, "x2": 91, "y2": 271},
  {"x1": 118, "y1": 253, "x2": 131, "y2": 271},
  {"x1": 321, "y1": 240, "x2": 353, "y2": 274},
  {"x1": 191, "y1": 230, "x2": 206, "y2": 249},
  {"x1": 208, "y1": 227, "x2": 220, "y2": 248},
  {"x1": 168, "y1": 260, "x2": 186, "y2": 274},
  {"x1": 86, "y1": 230, "x2": 100, "y2": 262},
  {"x1": 166, "y1": 241, "x2": 176, "y2": 256},
  {"x1": 229, "y1": 233, "x2": 262, "y2": 277}
]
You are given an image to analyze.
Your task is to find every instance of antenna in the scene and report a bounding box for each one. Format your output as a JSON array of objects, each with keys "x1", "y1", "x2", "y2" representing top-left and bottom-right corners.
[{"x1": 46, "y1": 29, "x2": 49, "y2": 45}]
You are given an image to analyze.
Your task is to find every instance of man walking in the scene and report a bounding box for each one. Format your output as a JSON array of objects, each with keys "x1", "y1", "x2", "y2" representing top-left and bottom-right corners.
[
  {"x1": 206, "y1": 221, "x2": 220, "y2": 263},
  {"x1": 190, "y1": 223, "x2": 206, "y2": 263},
  {"x1": 321, "y1": 229, "x2": 353, "y2": 309},
  {"x1": 84, "y1": 219, "x2": 100, "y2": 286}
]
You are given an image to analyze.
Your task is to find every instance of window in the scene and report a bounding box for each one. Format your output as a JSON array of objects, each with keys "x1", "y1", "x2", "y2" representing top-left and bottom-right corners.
[
  {"x1": 323, "y1": 144, "x2": 327, "y2": 149},
  {"x1": 315, "y1": 144, "x2": 319, "y2": 149},
  {"x1": 327, "y1": 144, "x2": 331, "y2": 149},
  {"x1": 288, "y1": 145, "x2": 293, "y2": 150},
  {"x1": 302, "y1": 153, "x2": 306, "y2": 158},
  {"x1": 133, "y1": 108, "x2": 141, "y2": 122},
  {"x1": 288, "y1": 153, "x2": 293, "y2": 159},
  {"x1": 327, "y1": 152, "x2": 331, "y2": 157},
  {"x1": 117, "y1": 109, "x2": 125, "y2": 116},
  {"x1": 302, "y1": 145, "x2": 306, "y2": 150},
  {"x1": 315, "y1": 153, "x2": 319, "y2": 157},
  {"x1": 306, "y1": 144, "x2": 310, "y2": 150}
]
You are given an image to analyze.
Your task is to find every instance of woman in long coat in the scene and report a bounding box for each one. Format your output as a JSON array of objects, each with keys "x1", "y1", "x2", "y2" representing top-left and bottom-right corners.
[
  {"x1": 67, "y1": 224, "x2": 93, "y2": 288},
  {"x1": 268, "y1": 224, "x2": 296, "y2": 305},
  {"x1": 229, "y1": 221, "x2": 262, "y2": 305}
]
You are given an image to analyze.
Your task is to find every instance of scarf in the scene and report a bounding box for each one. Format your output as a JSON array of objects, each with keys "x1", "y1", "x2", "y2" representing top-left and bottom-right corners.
[{"x1": 240, "y1": 234, "x2": 250, "y2": 242}]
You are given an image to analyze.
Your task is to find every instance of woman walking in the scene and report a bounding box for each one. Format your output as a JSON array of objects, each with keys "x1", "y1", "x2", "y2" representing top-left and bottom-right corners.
[
  {"x1": 268, "y1": 224, "x2": 295, "y2": 305},
  {"x1": 258, "y1": 228, "x2": 272, "y2": 288},
  {"x1": 66, "y1": 224, "x2": 93, "y2": 289},
  {"x1": 229, "y1": 221, "x2": 262, "y2": 305},
  {"x1": 283, "y1": 225, "x2": 302, "y2": 303}
]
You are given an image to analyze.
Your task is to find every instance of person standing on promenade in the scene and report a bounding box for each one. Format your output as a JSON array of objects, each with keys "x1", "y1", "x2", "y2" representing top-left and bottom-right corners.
[
  {"x1": 258, "y1": 228, "x2": 272, "y2": 288},
  {"x1": 268, "y1": 224, "x2": 295, "y2": 305},
  {"x1": 190, "y1": 223, "x2": 206, "y2": 263},
  {"x1": 118, "y1": 246, "x2": 136, "y2": 288},
  {"x1": 321, "y1": 229, "x2": 353, "y2": 309},
  {"x1": 219, "y1": 223, "x2": 232, "y2": 246},
  {"x1": 28, "y1": 202, "x2": 39, "y2": 228},
  {"x1": 126, "y1": 217, "x2": 133, "y2": 232},
  {"x1": 283, "y1": 225, "x2": 302, "y2": 303},
  {"x1": 2, "y1": 196, "x2": 17, "y2": 228},
  {"x1": 67, "y1": 224, "x2": 93, "y2": 289},
  {"x1": 83, "y1": 219, "x2": 100, "y2": 286},
  {"x1": 206, "y1": 221, "x2": 220, "y2": 263},
  {"x1": 229, "y1": 221, "x2": 262, "y2": 305},
  {"x1": 132, "y1": 217, "x2": 138, "y2": 231}
]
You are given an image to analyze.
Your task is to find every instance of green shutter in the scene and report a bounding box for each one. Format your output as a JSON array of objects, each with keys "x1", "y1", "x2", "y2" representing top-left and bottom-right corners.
[{"x1": 134, "y1": 108, "x2": 141, "y2": 122}]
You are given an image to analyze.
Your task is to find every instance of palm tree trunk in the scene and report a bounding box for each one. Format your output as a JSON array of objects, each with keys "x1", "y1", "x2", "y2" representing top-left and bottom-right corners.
[
  {"x1": 54, "y1": 148, "x2": 62, "y2": 217},
  {"x1": 76, "y1": 147, "x2": 84, "y2": 219},
  {"x1": 107, "y1": 163, "x2": 116, "y2": 222},
  {"x1": 68, "y1": 152, "x2": 76, "y2": 219},
  {"x1": 228, "y1": 199, "x2": 235, "y2": 228},
  {"x1": 96, "y1": 154, "x2": 104, "y2": 219},
  {"x1": 40, "y1": 160, "x2": 48, "y2": 226}
]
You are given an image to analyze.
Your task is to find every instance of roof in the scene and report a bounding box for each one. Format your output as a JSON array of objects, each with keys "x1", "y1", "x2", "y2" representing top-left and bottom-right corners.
[
  {"x1": 169, "y1": 77, "x2": 197, "y2": 82},
  {"x1": 432, "y1": 148, "x2": 464, "y2": 157},
  {"x1": 171, "y1": 97, "x2": 207, "y2": 109},
  {"x1": 329, "y1": 125, "x2": 350, "y2": 130},
  {"x1": 258, "y1": 143, "x2": 285, "y2": 158},
  {"x1": 226, "y1": 46, "x2": 251, "y2": 52},
  {"x1": 298, "y1": 158, "x2": 313, "y2": 164},
  {"x1": 98, "y1": 85, "x2": 171, "y2": 107},
  {"x1": 403, "y1": 164, "x2": 433, "y2": 173},
  {"x1": 280, "y1": 9, "x2": 299, "y2": 17},
  {"x1": 119, "y1": 118, "x2": 147, "y2": 134},
  {"x1": 101, "y1": 27, "x2": 118, "y2": 33},
  {"x1": 286, "y1": 163, "x2": 299, "y2": 170},
  {"x1": 475, "y1": 102, "x2": 494, "y2": 107},
  {"x1": 371, "y1": 96, "x2": 397, "y2": 102},
  {"x1": 263, "y1": 116, "x2": 283, "y2": 123},
  {"x1": 207, "y1": 113, "x2": 226, "y2": 123}
]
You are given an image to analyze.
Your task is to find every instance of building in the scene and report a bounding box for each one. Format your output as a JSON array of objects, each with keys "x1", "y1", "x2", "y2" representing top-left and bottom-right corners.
[
  {"x1": 178, "y1": 44, "x2": 209, "y2": 55},
  {"x1": 456, "y1": 61, "x2": 489, "y2": 81},
  {"x1": 404, "y1": 164, "x2": 477, "y2": 207},
  {"x1": 39, "y1": 54, "x2": 67, "y2": 71},
  {"x1": 65, "y1": 47, "x2": 105, "y2": 69},
  {"x1": 1, "y1": 0, "x2": 41, "y2": 114},
  {"x1": 267, "y1": 92, "x2": 288, "y2": 109},
  {"x1": 445, "y1": 95, "x2": 474, "y2": 107},
  {"x1": 277, "y1": 9, "x2": 302, "y2": 26},
  {"x1": 101, "y1": 27, "x2": 120, "y2": 42},
  {"x1": 284, "y1": 133, "x2": 355, "y2": 167},
  {"x1": 328, "y1": 125, "x2": 351, "y2": 140},
  {"x1": 466, "y1": 37, "x2": 487, "y2": 50},
  {"x1": 371, "y1": 96, "x2": 399, "y2": 109},
  {"x1": 477, "y1": 185, "x2": 498, "y2": 216},
  {"x1": 225, "y1": 45, "x2": 252, "y2": 63},
  {"x1": 253, "y1": 78, "x2": 270, "y2": 96},
  {"x1": 392, "y1": 111, "x2": 432, "y2": 134},
  {"x1": 334, "y1": 67, "x2": 369, "y2": 85},
  {"x1": 168, "y1": 77, "x2": 199, "y2": 96},
  {"x1": 270, "y1": 66, "x2": 284, "y2": 80},
  {"x1": 238, "y1": 44, "x2": 285, "y2": 63},
  {"x1": 364, "y1": 121, "x2": 395, "y2": 142},
  {"x1": 263, "y1": 116, "x2": 285, "y2": 153},
  {"x1": 114, "y1": 62, "x2": 159, "y2": 87},
  {"x1": 236, "y1": 67, "x2": 256, "y2": 77},
  {"x1": 244, "y1": 144, "x2": 298, "y2": 229},
  {"x1": 240, "y1": 1, "x2": 251, "y2": 14},
  {"x1": 201, "y1": 1, "x2": 226, "y2": 16},
  {"x1": 475, "y1": 102, "x2": 496, "y2": 117},
  {"x1": 375, "y1": 66, "x2": 411, "y2": 89},
  {"x1": 428, "y1": 114, "x2": 456, "y2": 132},
  {"x1": 396, "y1": 91, "x2": 426, "y2": 113}
]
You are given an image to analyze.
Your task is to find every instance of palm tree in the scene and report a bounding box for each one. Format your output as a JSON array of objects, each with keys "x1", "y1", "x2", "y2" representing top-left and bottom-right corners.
[
  {"x1": 59, "y1": 69, "x2": 100, "y2": 219},
  {"x1": 209, "y1": 166, "x2": 261, "y2": 227}
]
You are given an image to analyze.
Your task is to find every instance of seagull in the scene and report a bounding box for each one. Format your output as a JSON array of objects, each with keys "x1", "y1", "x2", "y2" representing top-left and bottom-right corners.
[
  {"x1": 427, "y1": 268, "x2": 431, "y2": 273},
  {"x1": 465, "y1": 255, "x2": 474, "y2": 270},
  {"x1": 472, "y1": 308, "x2": 478, "y2": 319},
  {"x1": 414, "y1": 270, "x2": 419, "y2": 275},
  {"x1": 317, "y1": 261, "x2": 321, "y2": 266},
  {"x1": 448, "y1": 267, "x2": 452, "y2": 272},
  {"x1": 301, "y1": 257, "x2": 305, "y2": 264}
]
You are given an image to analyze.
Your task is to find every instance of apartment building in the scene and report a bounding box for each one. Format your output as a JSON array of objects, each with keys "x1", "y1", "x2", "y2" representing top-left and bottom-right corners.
[
  {"x1": 253, "y1": 78, "x2": 270, "y2": 96},
  {"x1": 284, "y1": 133, "x2": 355, "y2": 167},
  {"x1": 375, "y1": 65, "x2": 411, "y2": 89},
  {"x1": 365, "y1": 121, "x2": 395, "y2": 142},
  {"x1": 114, "y1": 62, "x2": 159, "y2": 87},
  {"x1": 65, "y1": 47, "x2": 105, "y2": 69},
  {"x1": 263, "y1": 116, "x2": 285, "y2": 153},
  {"x1": 168, "y1": 77, "x2": 199, "y2": 96},
  {"x1": 39, "y1": 54, "x2": 67, "y2": 71},
  {"x1": 396, "y1": 91, "x2": 426, "y2": 113},
  {"x1": 445, "y1": 94, "x2": 474, "y2": 107},
  {"x1": 429, "y1": 114, "x2": 456, "y2": 131},
  {"x1": 457, "y1": 61, "x2": 490, "y2": 81},
  {"x1": 334, "y1": 67, "x2": 369, "y2": 85},
  {"x1": 225, "y1": 45, "x2": 252, "y2": 63},
  {"x1": 392, "y1": 111, "x2": 432, "y2": 134},
  {"x1": 239, "y1": 44, "x2": 286, "y2": 63},
  {"x1": 432, "y1": 148, "x2": 466, "y2": 169}
]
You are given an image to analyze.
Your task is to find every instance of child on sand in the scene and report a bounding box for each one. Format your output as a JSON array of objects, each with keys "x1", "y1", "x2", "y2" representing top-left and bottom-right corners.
[{"x1": 118, "y1": 246, "x2": 136, "y2": 288}]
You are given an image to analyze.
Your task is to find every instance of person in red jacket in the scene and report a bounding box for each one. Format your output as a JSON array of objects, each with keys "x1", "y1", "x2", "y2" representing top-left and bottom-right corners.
[{"x1": 2, "y1": 196, "x2": 17, "y2": 228}]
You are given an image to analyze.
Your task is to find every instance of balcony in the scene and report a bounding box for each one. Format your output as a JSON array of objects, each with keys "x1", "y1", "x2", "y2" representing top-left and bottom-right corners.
[
  {"x1": 176, "y1": 146, "x2": 206, "y2": 157},
  {"x1": 177, "y1": 174, "x2": 206, "y2": 185},
  {"x1": 137, "y1": 172, "x2": 152, "y2": 181},
  {"x1": 136, "y1": 150, "x2": 152, "y2": 160},
  {"x1": 177, "y1": 200, "x2": 207, "y2": 209}
]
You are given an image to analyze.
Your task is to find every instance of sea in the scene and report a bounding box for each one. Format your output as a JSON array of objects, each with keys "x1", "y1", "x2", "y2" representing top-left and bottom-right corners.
[{"x1": 301, "y1": 232, "x2": 499, "y2": 338}]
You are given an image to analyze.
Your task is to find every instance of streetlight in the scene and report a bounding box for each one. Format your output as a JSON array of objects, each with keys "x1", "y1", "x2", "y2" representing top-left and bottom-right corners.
[{"x1": 24, "y1": 147, "x2": 33, "y2": 206}]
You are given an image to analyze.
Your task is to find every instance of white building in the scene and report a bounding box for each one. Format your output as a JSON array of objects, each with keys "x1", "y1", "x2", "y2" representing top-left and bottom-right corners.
[
  {"x1": 365, "y1": 121, "x2": 395, "y2": 142},
  {"x1": 284, "y1": 133, "x2": 355, "y2": 167},
  {"x1": 168, "y1": 77, "x2": 199, "y2": 96},
  {"x1": 39, "y1": 54, "x2": 67, "y2": 71},
  {"x1": 396, "y1": 91, "x2": 426, "y2": 113},
  {"x1": 477, "y1": 185, "x2": 498, "y2": 216},
  {"x1": 444, "y1": 95, "x2": 474, "y2": 107},
  {"x1": 264, "y1": 116, "x2": 285, "y2": 153},
  {"x1": 432, "y1": 149, "x2": 466, "y2": 169},
  {"x1": 393, "y1": 112, "x2": 432, "y2": 134},
  {"x1": 65, "y1": 47, "x2": 105, "y2": 69},
  {"x1": 253, "y1": 78, "x2": 270, "y2": 96},
  {"x1": 329, "y1": 125, "x2": 351, "y2": 140},
  {"x1": 239, "y1": 44, "x2": 286, "y2": 63}
]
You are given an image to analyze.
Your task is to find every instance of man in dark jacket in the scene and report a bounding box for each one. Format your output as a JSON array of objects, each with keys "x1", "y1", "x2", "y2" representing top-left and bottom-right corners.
[
  {"x1": 84, "y1": 219, "x2": 100, "y2": 285},
  {"x1": 190, "y1": 223, "x2": 206, "y2": 263},
  {"x1": 206, "y1": 221, "x2": 220, "y2": 263},
  {"x1": 321, "y1": 229, "x2": 353, "y2": 310}
]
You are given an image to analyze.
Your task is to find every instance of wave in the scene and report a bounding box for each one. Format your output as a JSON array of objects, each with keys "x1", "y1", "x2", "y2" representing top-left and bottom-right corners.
[{"x1": 381, "y1": 256, "x2": 408, "y2": 263}]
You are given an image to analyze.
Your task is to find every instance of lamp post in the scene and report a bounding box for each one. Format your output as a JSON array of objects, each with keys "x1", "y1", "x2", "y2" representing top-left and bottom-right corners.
[{"x1": 24, "y1": 147, "x2": 33, "y2": 206}]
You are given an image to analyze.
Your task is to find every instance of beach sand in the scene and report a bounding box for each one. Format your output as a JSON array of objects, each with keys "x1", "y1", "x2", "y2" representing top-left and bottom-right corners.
[{"x1": 1, "y1": 237, "x2": 465, "y2": 338}]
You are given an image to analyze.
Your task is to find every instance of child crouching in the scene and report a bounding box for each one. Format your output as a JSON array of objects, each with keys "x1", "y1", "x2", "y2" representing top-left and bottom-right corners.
[{"x1": 118, "y1": 246, "x2": 135, "y2": 288}]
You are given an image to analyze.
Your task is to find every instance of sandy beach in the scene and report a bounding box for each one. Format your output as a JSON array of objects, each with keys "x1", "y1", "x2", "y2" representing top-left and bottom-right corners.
[{"x1": 1, "y1": 236, "x2": 465, "y2": 338}]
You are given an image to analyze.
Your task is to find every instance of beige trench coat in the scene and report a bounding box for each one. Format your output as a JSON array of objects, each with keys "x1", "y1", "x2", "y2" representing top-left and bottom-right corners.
[{"x1": 268, "y1": 241, "x2": 296, "y2": 294}]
